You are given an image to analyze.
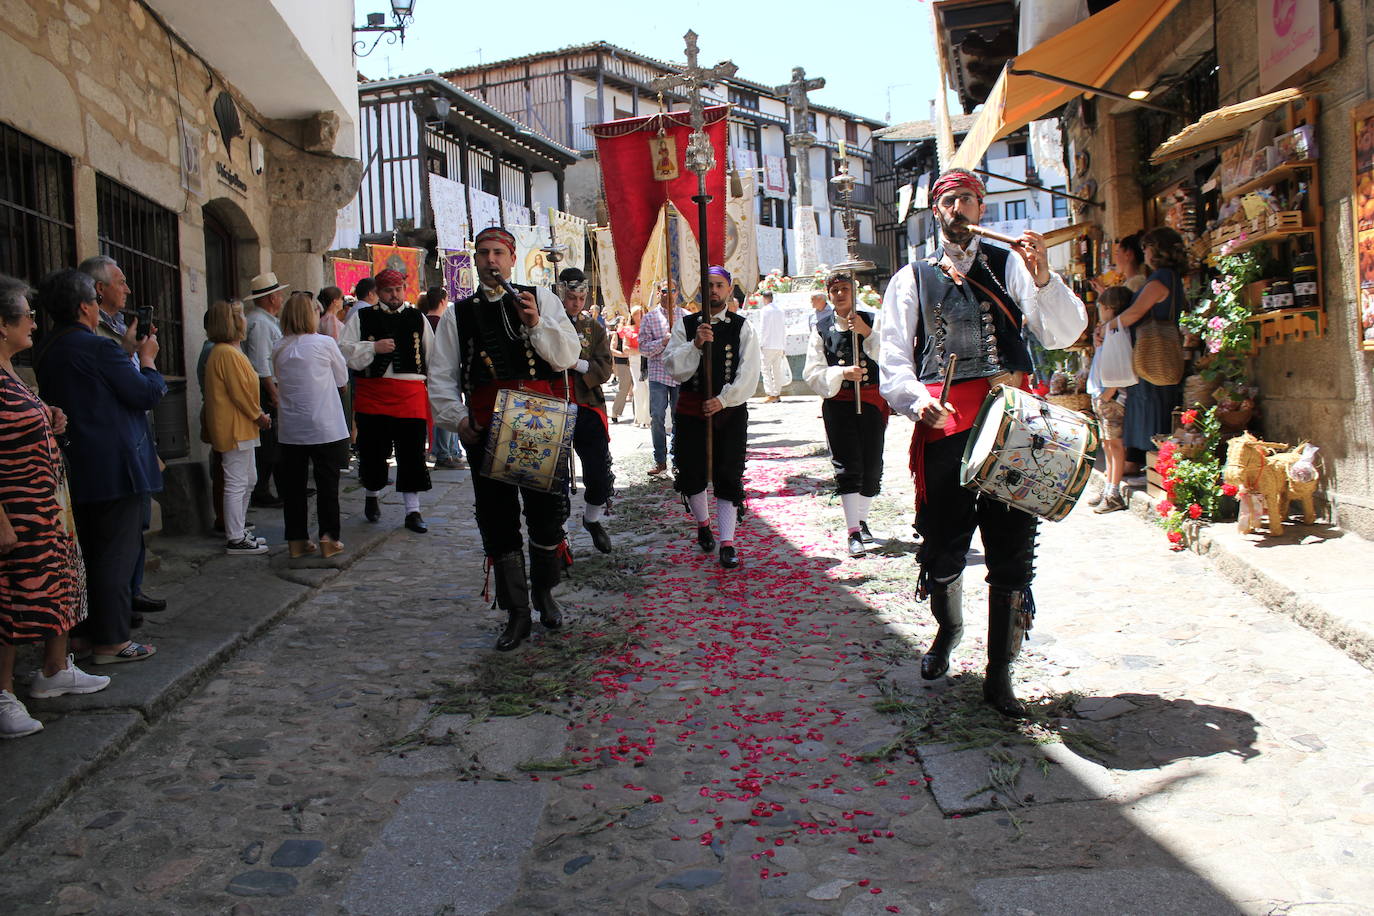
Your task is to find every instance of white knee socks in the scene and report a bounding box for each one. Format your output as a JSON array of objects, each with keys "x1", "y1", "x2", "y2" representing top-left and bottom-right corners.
[
  {"x1": 585, "y1": 502, "x2": 605, "y2": 523},
  {"x1": 841, "y1": 493, "x2": 863, "y2": 532},
  {"x1": 403, "y1": 492, "x2": 420, "y2": 513},
  {"x1": 716, "y1": 499, "x2": 738, "y2": 543},
  {"x1": 857, "y1": 494, "x2": 874, "y2": 524},
  {"x1": 688, "y1": 491, "x2": 710, "y2": 524}
]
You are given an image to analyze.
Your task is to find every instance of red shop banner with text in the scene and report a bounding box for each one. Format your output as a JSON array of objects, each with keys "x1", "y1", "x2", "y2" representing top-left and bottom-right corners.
[{"x1": 590, "y1": 106, "x2": 729, "y2": 304}]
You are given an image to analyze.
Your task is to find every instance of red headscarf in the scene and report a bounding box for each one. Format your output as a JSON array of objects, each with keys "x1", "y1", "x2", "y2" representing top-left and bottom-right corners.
[
  {"x1": 930, "y1": 168, "x2": 986, "y2": 205},
  {"x1": 474, "y1": 226, "x2": 517, "y2": 255},
  {"x1": 374, "y1": 268, "x2": 405, "y2": 288}
]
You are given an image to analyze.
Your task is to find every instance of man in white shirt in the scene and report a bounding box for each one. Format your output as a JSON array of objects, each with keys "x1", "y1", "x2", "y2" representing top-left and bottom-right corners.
[
  {"x1": 243, "y1": 272, "x2": 288, "y2": 507},
  {"x1": 879, "y1": 168, "x2": 1086, "y2": 718},
  {"x1": 429, "y1": 227, "x2": 580, "y2": 651},
  {"x1": 756, "y1": 291, "x2": 789, "y2": 402},
  {"x1": 339, "y1": 268, "x2": 436, "y2": 534},
  {"x1": 664, "y1": 266, "x2": 762, "y2": 570}
]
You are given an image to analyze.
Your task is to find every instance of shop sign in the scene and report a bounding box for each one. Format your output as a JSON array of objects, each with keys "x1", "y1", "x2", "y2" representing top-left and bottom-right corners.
[{"x1": 1258, "y1": 0, "x2": 1321, "y2": 92}]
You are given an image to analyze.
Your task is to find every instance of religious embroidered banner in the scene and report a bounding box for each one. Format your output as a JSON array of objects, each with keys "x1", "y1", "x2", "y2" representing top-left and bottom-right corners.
[
  {"x1": 589, "y1": 106, "x2": 729, "y2": 304},
  {"x1": 442, "y1": 250, "x2": 475, "y2": 303},
  {"x1": 331, "y1": 258, "x2": 372, "y2": 299},
  {"x1": 469, "y1": 188, "x2": 502, "y2": 234},
  {"x1": 551, "y1": 210, "x2": 587, "y2": 272},
  {"x1": 428, "y1": 174, "x2": 469, "y2": 252},
  {"x1": 591, "y1": 227, "x2": 627, "y2": 318},
  {"x1": 510, "y1": 226, "x2": 555, "y2": 288},
  {"x1": 367, "y1": 244, "x2": 424, "y2": 303},
  {"x1": 725, "y1": 172, "x2": 759, "y2": 292}
]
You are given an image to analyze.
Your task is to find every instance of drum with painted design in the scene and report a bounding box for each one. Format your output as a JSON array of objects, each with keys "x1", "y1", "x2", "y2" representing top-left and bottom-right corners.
[
  {"x1": 480, "y1": 388, "x2": 577, "y2": 493},
  {"x1": 960, "y1": 385, "x2": 1099, "y2": 521}
]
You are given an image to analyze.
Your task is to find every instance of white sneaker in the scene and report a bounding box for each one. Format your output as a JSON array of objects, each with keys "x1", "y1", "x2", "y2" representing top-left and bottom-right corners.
[
  {"x1": 226, "y1": 537, "x2": 269, "y2": 555},
  {"x1": 29, "y1": 655, "x2": 111, "y2": 699},
  {"x1": 0, "y1": 690, "x2": 43, "y2": 738},
  {"x1": 243, "y1": 526, "x2": 268, "y2": 546}
]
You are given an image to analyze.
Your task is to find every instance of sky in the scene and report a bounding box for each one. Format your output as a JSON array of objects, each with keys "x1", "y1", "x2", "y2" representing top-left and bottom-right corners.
[{"x1": 352, "y1": 0, "x2": 958, "y2": 130}]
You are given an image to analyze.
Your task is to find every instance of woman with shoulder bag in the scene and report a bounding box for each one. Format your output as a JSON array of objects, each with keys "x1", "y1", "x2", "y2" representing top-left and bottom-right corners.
[{"x1": 1115, "y1": 227, "x2": 1187, "y2": 470}]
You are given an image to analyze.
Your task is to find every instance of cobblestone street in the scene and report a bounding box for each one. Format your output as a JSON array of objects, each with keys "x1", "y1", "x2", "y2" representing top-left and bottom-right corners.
[{"x1": 1, "y1": 398, "x2": 1371, "y2": 915}]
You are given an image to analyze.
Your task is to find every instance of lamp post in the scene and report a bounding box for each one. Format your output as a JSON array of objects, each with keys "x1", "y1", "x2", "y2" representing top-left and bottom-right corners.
[{"x1": 353, "y1": 0, "x2": 416, "y2": 58}]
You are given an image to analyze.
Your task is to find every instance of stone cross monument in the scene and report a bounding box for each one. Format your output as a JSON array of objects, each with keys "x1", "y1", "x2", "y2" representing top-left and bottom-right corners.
[{"x1": 774, "y1": 66, "x2": 826, "y2": 276}]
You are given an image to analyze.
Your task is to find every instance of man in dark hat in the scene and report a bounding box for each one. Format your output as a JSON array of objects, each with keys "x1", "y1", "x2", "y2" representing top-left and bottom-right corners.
[
  {"x1": 429, "y1": 227, "x2": 580, "y2": 651},
  {"x1": 664, "y1": 266, "x2": 760, "y2": 569},
  {"x1": 339, "y1": 267, "x2": 435, "y2": 534},
  {"x1": 803, "y1": 268, "x2": 888, "y2": 558},
  {"x1": 878, "y1": 167, "x2": 1086, "y2": 717},
  {"x1": 551, "y1": 267, "x2": 615, "y2": 554}
]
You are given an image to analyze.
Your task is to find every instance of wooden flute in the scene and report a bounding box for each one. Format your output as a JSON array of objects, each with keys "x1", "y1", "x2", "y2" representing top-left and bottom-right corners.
[{"x1": 967, "y1": 224, "x2": 1026, "y2": 247}]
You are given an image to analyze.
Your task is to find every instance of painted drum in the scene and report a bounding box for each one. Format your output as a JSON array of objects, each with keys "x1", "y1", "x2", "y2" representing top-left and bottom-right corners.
[{"x1": 960, "y1": 385, "x2": 1101, "y2": 522}]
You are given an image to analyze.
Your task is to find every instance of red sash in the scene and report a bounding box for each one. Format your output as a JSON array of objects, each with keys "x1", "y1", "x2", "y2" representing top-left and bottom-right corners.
[
  {"x1": 831, "y1": 383, "x2": 892, "y2": 417},
  {"x1": 907, "y1": 378, "x2": 992, "y2": 508},
  {"x1": 549, "y1": 376, "x2": 609, "y2": 439},
  {"x1": 354, "y1": 377, "x2": 429, "y2": 419}
]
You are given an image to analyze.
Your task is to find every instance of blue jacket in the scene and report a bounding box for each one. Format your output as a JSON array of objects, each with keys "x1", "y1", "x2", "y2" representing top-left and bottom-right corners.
[{"x1": 35, "y1": 323, "x2": 166, "y2": 504}]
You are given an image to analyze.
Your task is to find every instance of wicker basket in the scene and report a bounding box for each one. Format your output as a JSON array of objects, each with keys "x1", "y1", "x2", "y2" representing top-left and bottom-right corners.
[
  {"x1": 1182, "y1": 374, "x2": 1215, "y2": 409},
  {"x1": 1046, "y1": 392, "x2": 1092, "y2": 413}
]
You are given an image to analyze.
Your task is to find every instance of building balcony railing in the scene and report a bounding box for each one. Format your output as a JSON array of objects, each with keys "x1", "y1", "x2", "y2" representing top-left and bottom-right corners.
[{"x1": 829, "y1": 181, "x2": 875, "y2": 207}]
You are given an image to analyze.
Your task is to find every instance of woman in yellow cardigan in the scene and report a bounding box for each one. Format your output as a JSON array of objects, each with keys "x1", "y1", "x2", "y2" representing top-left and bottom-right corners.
[{"x1": 203, "y1": 300, "x2": 273, "y2": 555}]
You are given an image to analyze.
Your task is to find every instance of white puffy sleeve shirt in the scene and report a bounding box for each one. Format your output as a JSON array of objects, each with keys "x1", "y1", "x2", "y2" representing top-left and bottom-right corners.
[
  {"x1": 664, "y1": 310, "x2": 762, "y2": 409},
  {"x1": 879, "y1": 255, "x2": 1086, "y2": 420},
  {"x1": 270, "y1": 333, "x2": 349, "y2": 445},
  {"x1": 803, "y1": 311, "x2": 882, "y2": 399}
]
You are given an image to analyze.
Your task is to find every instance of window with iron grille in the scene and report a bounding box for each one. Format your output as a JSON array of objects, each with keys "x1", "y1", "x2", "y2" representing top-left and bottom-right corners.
[
  {"x1": 96, "y1": 174, "x2": 184, "y2": 375},
  {"x1": 0, "y1": 121, "x2": 75, "y2": 349}
]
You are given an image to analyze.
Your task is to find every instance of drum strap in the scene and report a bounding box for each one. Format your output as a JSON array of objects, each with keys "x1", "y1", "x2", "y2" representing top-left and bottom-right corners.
[{"x1": 942, "y1": 263, "x2": 1022, "y2": 329}]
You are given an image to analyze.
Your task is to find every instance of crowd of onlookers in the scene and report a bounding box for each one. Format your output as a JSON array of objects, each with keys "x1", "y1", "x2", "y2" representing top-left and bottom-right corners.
[{"x1": 0, "y1": 262, "x2": 463, "y2": 739}]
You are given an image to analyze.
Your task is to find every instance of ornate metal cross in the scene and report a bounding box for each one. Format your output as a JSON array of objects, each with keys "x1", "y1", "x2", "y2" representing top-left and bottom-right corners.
[
  {"x1": 775, "y1": 66, "x2": 826, "y2": 207},
  {"x1": 650, "y1": 30, "x2": 737, "y2": 177}
]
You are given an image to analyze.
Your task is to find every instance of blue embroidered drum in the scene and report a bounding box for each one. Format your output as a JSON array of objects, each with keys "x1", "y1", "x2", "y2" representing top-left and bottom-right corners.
[
  {"x1": 960, "y1": 385, "x2": 1100, "y2": 521},
  {"x1": 480, "y1": 388, "x2": 577, "y2": 493}
]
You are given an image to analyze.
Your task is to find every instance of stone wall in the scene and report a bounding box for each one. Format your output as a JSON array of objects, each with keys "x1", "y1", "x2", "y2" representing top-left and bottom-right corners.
[{"x1": 0, "y1": 0, "x2": 358, "y2": 533}]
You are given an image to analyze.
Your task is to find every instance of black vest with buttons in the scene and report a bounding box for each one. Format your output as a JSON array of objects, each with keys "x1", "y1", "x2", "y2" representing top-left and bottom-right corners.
[
  {"x1": 452, "y1": 284, "x2": 557, "y2": 394},
  {"x1": 357, "y1": 305, "x2": 429, "y2": 377},
  {"x1": 680, "y1": 311, "x2": 744, "y2": 397},
  {"x1": 911, "y1": 243, "x2": 1033, "y2": 385},
  {"x1": 817, "y1": 309, "x2": 879, "y2": 390}
]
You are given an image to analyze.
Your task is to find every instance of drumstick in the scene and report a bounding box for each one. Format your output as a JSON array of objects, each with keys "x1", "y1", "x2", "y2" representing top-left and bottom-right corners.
[
  {"x1": 939, "y1": 354, "x2": 958, "y2": 409},
  {"x1": 967, "y1": 224, "x2": 1025, "y2": 247}
]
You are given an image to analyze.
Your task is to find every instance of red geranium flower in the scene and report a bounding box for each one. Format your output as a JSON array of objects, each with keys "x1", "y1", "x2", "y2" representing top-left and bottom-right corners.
[
  {"x1": 1157, "y1": 499, "x2": 1175, "y2": 517},
  {"x1": 1181, "y1": 409, "x2": 1198, "y2": 426},
  {"x1": 1167, "y1": 530, "x2": 1184, "y2": 546},
  {"x1": 1221, "y1": 483, "x2": 1238, "y2": 497},
  {"x1": 1187, "y1": 503, "x2": 1203, "y2": 519}
]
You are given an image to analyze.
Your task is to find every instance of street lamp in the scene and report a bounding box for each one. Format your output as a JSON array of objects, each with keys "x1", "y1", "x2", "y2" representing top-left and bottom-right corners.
[{"x1": 353, "y1": 0, "x2": 417, "y2": 58}]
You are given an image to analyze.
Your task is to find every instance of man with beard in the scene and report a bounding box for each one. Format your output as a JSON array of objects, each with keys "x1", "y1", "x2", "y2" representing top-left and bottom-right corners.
[
  {"x1": 803, "y1": 268, "x2": 888, "y2": 558},
  {"x1": 551, "y1": 268, "x2": 615, "y2": 554},
  {"x1": 339, "y1": 268, "x2": 436, "y2": 533},
  {"x1": 429, "y1": 227, "x2": 580, "y2": 651},
  {"x1": 664, "y1": 266, "x2": 761, "y2": 569},
  {"x1": 878, "y1": 169, "x2": 1085, "y2": 717}
]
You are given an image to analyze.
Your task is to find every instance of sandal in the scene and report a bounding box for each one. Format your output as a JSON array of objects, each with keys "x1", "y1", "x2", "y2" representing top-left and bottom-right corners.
[{"x1": 91, "y1": 642, "x2": 157, "y2": 665}]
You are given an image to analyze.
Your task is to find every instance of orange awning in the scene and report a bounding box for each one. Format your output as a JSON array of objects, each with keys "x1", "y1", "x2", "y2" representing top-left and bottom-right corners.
[{"x1": 951, "y1": 0, "x2": 1184, "y2": 171}]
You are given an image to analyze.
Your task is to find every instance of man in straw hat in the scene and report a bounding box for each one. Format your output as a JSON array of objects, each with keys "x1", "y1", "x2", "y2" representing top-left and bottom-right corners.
[
  {"x1": 339, "y1": 267, "x2": 436, "y2": 534},
  {"x1": 664, "y1": 266, "x2": 760, "y2": 570},
  {"x1": 429, "y1": 227, "x2": 580, "y2": 651},
  {"x1": 878, "y1": 168, "x2": 1086, "y2": 717},
  {"x1": 243, "y1": 271, "x2": 289, "y2": 508}
]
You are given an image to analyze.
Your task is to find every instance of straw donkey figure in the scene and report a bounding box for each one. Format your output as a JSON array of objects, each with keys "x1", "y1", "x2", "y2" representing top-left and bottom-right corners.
[{"x1": 1222, "y1": 432, "x2": 1319, "y2": 536}]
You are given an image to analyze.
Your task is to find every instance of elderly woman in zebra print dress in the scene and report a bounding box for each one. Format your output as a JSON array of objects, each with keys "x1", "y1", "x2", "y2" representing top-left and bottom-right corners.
[{"x1": 0, "y1": 275, "x2": 109, "y2": 739}]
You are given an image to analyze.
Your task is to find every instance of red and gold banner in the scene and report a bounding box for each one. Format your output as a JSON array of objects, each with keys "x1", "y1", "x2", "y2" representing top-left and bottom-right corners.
[
  {"x1": 331, "y1": 258, "x2": 373, "y2": 298},
  {"x1": 590, "y1": 106, "x2": 729, "y2": 304},
  {"x1": 366, "y1": 244, "x2": 425, "y2": 304}
]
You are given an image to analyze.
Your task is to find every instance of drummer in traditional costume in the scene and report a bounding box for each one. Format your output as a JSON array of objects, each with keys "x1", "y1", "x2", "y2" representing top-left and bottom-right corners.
[
  {"x1": 551, "y1": 267, "x2": 615, "y2": 554},
  {"x1": 878, "y1": 168, "x2": 1086, "y2": 716},
  {"x1": 429, "y1": 227, "x2": 580, "y2": 651},
  {"x1": 803, "y1": 268, "x2": 889, "y2": 558},
  {"x1": 664, "y1": 266, "x2": 761, "y2": 570},
  {"x1": 339, "y1": 268, "x2": 436, "y2": 534}
]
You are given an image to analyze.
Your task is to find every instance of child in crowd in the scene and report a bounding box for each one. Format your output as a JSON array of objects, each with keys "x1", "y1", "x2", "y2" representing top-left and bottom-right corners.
[{"x1": 1089, "y1": 286, "x2": 1132, "y2": 513}]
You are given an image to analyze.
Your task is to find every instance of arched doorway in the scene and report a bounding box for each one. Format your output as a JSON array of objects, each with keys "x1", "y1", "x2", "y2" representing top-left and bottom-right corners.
[{"x1": 201, "y1": 198, "x2": 259, "y2": 304}]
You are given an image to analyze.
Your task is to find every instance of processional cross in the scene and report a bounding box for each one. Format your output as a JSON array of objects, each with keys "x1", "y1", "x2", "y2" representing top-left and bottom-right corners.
[
  {"x1": 774, "y1": 67, "x2": 826, "y2": 207},
  {"x1": 649, "y1": 30, "x2": 737, "y2": 483},
  {"x1": 830, "y1": 144, "x2": 876, "y2": 414}
]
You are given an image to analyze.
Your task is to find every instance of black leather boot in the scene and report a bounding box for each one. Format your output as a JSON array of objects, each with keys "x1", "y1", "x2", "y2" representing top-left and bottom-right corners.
[
  {"x1": 492, "y1": 551, "x2": 532, "y2": 652},
  {"x1": 984, "y1": 587, "x2": 1029, "y2": 718},
  {"x1": 920, "y1": 576, "x2": 964, "y2": 680},
  {"x1": 530, "y1": 544, "x2": 564, "y2": 630}
]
